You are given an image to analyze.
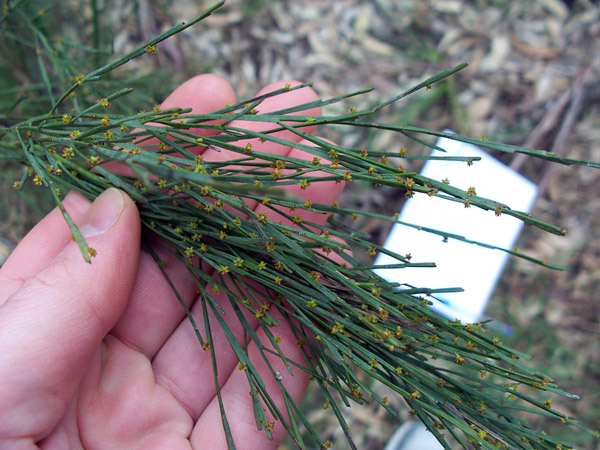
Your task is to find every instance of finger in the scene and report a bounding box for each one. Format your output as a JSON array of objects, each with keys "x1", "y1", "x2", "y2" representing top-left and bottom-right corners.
[
  {"x1": 0, "y1": 189, "x2": 141, "y2": 444},
  {"x1": 200, "y1": 80, "x2": 320, "y2": 170},
  {"x1": 104, "y1": 73, "x2": 237, "y2": 176},
  {"x1": 75, "y1": 335, "x2": 193, "y2": 449},
  {"x1": 109, "y1": 245, "x2": 200, "y2": 358},
  {"x1": 161, "y1": 74, "x2": 237, "y2": 129},
  {"x1": 190, "y1": 305, "x2": 309, "y2": 450},
  {"x1": 252, "y1": 138, "x2": 344, "y2": 230},
  {"x1": 0, "y1": 191, "x2": 91, "y2": 304},
  {"x1": 153, "y1": 271, "x2": 274, "y2": 416},
  {"x1": 152, "y1": 73, "x2": 237, "y2": 148},
  {"x1": 199, "y1": 80, "x2": 321, "y2": 221}
]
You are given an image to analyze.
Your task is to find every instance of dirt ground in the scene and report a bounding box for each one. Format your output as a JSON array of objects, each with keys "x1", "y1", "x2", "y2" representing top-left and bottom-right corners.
[{"x1": 1, "y1": 0, "x2": 599, "y2": 448}]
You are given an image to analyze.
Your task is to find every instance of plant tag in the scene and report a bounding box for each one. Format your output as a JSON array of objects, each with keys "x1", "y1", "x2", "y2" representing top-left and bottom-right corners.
[{"x1": 374, "y1": 134, "x2": 538, "y2": 324}]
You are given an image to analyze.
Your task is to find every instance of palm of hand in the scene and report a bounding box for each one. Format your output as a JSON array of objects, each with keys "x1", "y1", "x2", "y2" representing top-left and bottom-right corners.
[{"x1": 0, "y1": 75, "x2": 343, "y2": 449}]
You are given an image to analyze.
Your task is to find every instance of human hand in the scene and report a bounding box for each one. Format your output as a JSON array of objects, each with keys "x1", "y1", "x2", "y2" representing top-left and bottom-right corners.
[{"x1": 0, "y1": 75, "x2": 344, "y2": 449}]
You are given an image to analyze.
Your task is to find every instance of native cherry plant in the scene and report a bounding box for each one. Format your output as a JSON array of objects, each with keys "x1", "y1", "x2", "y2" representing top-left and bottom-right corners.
[{"x1": 1, "y1": 1, "x2": 598, "y2": 449}]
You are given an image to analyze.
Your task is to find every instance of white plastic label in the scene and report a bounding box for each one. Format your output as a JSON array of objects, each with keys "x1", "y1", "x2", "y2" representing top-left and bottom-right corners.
[{"x1": 374, "y1": 135, "x2": 538, "y2": 324}]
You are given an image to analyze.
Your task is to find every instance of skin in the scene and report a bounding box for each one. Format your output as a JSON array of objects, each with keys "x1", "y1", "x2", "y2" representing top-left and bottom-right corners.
[{"x1": 0, "y1": 75, "x2": 345, "y2": 449}]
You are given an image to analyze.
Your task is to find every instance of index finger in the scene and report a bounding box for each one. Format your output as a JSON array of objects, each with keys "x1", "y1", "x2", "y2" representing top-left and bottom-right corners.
[{"x1": 200, "y1": 80, "x2": 321, "y2": 165}]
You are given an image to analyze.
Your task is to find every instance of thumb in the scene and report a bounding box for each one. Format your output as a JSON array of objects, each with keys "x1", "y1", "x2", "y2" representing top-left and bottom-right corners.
[{"x1": 0, "y1": 188, "x2": 141, "y2": 443}]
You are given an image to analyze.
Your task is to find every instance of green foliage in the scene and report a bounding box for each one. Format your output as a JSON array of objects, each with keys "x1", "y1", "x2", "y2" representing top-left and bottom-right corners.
[
  {"x1": 242, "y1": 0, "x2": 282, "y2": 17},
  {"x1": 1, "y1": 1, "x2": 598, "y2": 448}
]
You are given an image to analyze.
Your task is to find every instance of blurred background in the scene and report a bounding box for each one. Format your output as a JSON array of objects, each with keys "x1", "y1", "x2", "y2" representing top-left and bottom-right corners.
[{"x1": 1, "y1": 0, "x2": 599, "y2": 448}]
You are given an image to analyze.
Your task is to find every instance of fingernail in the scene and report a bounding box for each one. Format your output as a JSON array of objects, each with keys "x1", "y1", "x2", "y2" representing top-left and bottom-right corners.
[
  {"x1": 79, "y1": 188, "x2": 124, "y2": 237},
  {"x1": 63, "y1": 190, "x2": 92, "y2": 214}
]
